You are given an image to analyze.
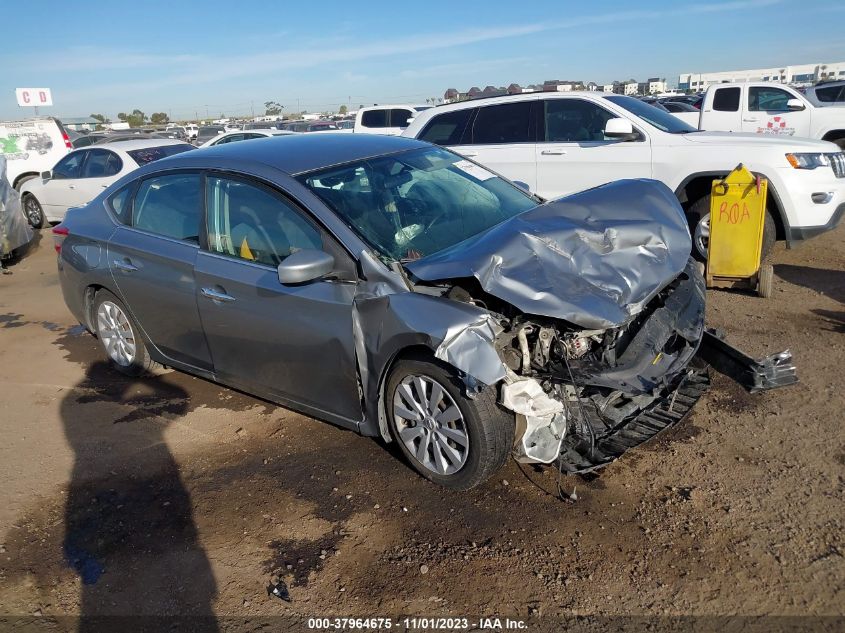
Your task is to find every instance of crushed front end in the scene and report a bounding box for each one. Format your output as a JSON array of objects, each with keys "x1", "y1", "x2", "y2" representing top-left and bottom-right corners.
[{"x1": 493, "y1": 258, "x2": 710, "y2": 473}]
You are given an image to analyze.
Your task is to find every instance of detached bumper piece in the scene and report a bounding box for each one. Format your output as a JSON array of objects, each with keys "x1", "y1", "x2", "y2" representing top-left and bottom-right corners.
[
  {"x1": 697, "y1": 329, "x2": 798, "y2": 393},
  {"x1": 558, "y1": 369, "x2": 710, "y2": 474}
]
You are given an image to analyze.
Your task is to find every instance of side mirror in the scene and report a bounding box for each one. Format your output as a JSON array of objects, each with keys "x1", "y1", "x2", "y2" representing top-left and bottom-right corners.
[
  {"x1": 604, "y1": 117, "x2": 636, "y2": 139},
  {"x1": 277, "y1": 249, "x2": 335, "y2": 284},
  {"x1": 512, "y1": 180, "x2": 531, "y2": 192},
  {"x1": 786, "y1": 98, "x2": 805, "y2": 111},
  {"x1": 41, "y1": 170, "x2": 52, "y2": 181}
]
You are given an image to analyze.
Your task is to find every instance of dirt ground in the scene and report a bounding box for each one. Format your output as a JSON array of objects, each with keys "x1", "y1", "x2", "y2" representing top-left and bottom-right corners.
[{"x1": 0, "y1": 228, "x2": 842, "y2": 632}]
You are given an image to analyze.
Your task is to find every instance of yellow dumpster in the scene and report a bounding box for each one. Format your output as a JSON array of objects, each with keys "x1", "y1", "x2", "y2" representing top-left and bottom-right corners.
[{"x1": 706, "y1": 164, "x2": 773, "y2": 298}]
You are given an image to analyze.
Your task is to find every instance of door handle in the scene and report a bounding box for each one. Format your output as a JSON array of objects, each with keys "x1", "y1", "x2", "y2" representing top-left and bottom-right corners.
[
  {"x1": 112, "y1": 259, "x2": 138, "y2": 272},
  {"x1": 541, "y1": 149, "x2": 567, "y2": 155},
  {"x1": 742, "y1": 118, "x2": 758, "y2": 122},
  {"x1": 461, "y1": 151, "x2": 479, "y2": 157},
  {"x1": 68, "y1": 185, "x2": 75, "y2": 189},
  {"x1": 201, "y1": 287, "x2": 236, "y2": 302}
]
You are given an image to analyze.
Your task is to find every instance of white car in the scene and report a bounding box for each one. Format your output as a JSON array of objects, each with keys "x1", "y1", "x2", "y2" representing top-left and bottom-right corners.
[
  {"x1": 403, "y1": 92, "x2": 845, "y2": 259},
  {"x1": 698, "y1": 82, "x2": 845, "y2": 148},
  {"x1": 199, "y1": 129, "x2": 298, "y2": 148},
  {"x1": 354, "y1": 104, "x2": 433, "y2": 136},
  {"x1": 19, "y1": 139, "x2": 193, "y2": 228}
]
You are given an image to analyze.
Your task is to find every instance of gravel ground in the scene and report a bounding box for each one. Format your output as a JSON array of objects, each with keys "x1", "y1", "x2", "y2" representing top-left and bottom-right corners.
[{"x1": 0, "y1": 229, "x2": 842, "y2": 632}]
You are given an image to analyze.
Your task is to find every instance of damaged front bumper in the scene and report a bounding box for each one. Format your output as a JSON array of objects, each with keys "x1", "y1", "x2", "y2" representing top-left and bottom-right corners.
[{"x1": 498, "y1": 260, "x2": 797, "y2": 473}]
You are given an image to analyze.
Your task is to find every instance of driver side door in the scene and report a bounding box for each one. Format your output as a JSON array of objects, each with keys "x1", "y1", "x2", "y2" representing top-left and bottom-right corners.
[
  {"x1": 194, "y1": 173, "x2": 363, "y2": 426},
  {"x1": 37, "y1": 150, "x2": 89, "y2": 217},
  {"x1": 535, "y1": 98, "x2": 652, "y2": 199}
]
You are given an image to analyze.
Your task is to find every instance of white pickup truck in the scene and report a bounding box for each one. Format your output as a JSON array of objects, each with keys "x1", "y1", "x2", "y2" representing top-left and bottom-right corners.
[
  {"x1": 403, "y1": 92, "x2": 845, "y2": 260},
  {"x1": 698, "y1": 82, "x2": 845, "y2": 149}
]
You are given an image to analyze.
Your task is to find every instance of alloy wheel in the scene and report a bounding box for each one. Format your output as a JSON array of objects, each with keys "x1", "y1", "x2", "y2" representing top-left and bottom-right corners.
[
  {"x1": 392, "y1": 375, "x2": 469, "y2": 476},
  {"x1": 23, "y1": 196, "x2": 43, "y2": 228},
  {"x1": 96, "y1": 301, "x2": 137, "y2": 366}
]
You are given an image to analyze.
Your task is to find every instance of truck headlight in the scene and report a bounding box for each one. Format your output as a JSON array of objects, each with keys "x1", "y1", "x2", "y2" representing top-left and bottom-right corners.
[{"x1": 785, "y1": 153, "x2": 831, "y2": 169}]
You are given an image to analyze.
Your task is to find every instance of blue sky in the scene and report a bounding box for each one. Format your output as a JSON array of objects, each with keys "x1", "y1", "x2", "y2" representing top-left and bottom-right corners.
[{"x1": 1, "y1": 0, "x2": 843, "y2": 121}]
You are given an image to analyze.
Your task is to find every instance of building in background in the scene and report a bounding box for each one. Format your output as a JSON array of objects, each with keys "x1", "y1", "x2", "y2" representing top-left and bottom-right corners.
[
  {"x1": 679, "y1": 61, "x2": 845, "y2": 91},
  {"x1": 638, "y1": 78, "x2": 667, "y2": 95}
]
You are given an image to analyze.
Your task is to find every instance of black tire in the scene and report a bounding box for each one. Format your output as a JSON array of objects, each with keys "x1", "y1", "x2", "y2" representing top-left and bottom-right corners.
[
  {"x1": 385, "y1": 357, "x2": 514, "y2": 490},
  {"x1": 687, "y1": 194, "x2": 776, "y2": 262},
  {"x1": 92, "y1": 290, "x2": 157, "y2": 377},
  {"x1": 21, "y1": 193, "x2": 45, "y2": 229},
  {"x1": 830, "y1": 137, "x2": 845, "y2": 151}
]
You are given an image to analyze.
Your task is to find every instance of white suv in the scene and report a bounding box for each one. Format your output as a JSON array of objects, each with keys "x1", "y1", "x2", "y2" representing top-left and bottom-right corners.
[{"x1": 403, "y1": 92, "x2": 845, "y2": 259}]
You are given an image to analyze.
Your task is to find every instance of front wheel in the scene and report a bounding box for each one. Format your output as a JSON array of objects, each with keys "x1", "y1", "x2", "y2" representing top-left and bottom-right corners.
[
  {"x1": 687, "y1": 194, "x2": 776, "y2": 262},
  {"x1": 386, "y1": 357, "x2": 514, "y2": 490},
  {"x1": 22, "y1": 194, "x2": 45, "y2": 229}
]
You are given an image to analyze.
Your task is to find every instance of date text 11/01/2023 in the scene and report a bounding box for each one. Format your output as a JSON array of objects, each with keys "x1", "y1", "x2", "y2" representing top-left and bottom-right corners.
[{"x1": 306, "y1": 617, "x2": 528, "y2": 630}]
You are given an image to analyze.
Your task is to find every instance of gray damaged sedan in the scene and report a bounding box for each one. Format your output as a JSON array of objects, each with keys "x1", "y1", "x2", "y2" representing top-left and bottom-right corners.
[{"x1": 53, "y1": 135, "x2": 795, "y2": 489}]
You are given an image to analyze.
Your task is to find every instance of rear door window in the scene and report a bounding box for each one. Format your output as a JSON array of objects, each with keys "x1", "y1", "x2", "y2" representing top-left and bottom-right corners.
[
  {"x1": 361, "y1": 109, "x2": 389, "y2": 128},
  {"x1": 470, "y1": 101, "x2": 534, "y2": 144},
  {"x1": 81, "y1": 149, "x2": 122, "y2": 177},
  {"x1": 712, "y1": 87, "x2": 740, "y2": 112},
  {"x1": 132, "y1": 173, "x2": 201, "y2": 242},
  {"x1": 126, "y1": 144, "x2": 193, "y2": 166},
  {"x1": 418, "y1": 109, "x2": 474, "y2": 145}
]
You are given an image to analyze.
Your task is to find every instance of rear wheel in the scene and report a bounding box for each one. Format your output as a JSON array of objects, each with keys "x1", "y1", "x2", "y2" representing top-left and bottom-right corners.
[
  {"x1": 687, "y1": 194, "x2": 776, "y2": 262},
  {"x1": 22, "y1": 194, "x2": 45, "y2": 229},
  {"x1": 386, "y1": 357, "x2": 514, "y2": 490},
  {"x1": 93, "y1": 290, "x2": 157, "y2": 376}
]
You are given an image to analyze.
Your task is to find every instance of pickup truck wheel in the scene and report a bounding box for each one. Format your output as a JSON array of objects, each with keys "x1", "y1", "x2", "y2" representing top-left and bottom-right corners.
[
  {"x1": 687, "y1": 195, "x2": 775, "y2": 262},
  {"x1": 386, "y1": 358, "x2": 514, "y2": 490}
]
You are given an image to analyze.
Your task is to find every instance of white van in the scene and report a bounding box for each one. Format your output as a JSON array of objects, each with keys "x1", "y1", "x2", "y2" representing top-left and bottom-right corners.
[
  {"x1": 353, "y1": 104, "x2": 432, "y2": 136},
  {"x1": 0, "y1": 117, "x2": 73, "y2": 189}
]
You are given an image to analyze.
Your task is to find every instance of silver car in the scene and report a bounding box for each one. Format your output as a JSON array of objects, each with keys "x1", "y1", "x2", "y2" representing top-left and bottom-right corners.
[{"x1": 53, "y1": 134, "x2": 793, "y2": 489}]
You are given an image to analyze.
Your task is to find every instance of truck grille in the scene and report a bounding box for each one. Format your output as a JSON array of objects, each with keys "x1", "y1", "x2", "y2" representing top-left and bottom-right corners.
[{"x1": 832, "y1": 153, "x2": 845, "y2": 179}]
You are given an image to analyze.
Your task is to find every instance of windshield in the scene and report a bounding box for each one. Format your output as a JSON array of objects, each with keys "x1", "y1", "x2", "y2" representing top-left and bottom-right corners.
[
  {"x1": 299, "y1": 147, "x2": 537, "y2": 262},
  {"x1": 127, "y1": 144, "x2": 193, "y2": 165},
  {"x1": 605, "y1": 95, "x2": 697, "y2": 134}
]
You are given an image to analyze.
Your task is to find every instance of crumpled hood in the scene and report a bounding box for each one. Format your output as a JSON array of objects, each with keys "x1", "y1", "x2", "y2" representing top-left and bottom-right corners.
[{"x1": 406, "y1": 179, "x2": 692, "y2": 330}]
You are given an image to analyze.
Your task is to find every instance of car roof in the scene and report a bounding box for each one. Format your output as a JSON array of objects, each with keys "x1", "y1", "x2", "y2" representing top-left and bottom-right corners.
[
  {"x1": 94, "y1": 138, "x2": 192, "y2": 151},
  {"x1": 173, "y1": 133, "x2": 429, "y2": 175}
]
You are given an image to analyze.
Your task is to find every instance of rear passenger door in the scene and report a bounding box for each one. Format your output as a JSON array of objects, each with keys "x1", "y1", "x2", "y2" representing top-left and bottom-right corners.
[
  {"x1": 106, "y1": 172, "x2": 214, "y2": 372},
  {"x1": 455, "y1": 100, "x2": 538, "y2": 192}
]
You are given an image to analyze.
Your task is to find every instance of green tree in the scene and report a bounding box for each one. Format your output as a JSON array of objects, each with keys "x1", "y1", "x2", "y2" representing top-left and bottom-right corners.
[
  {"x1": 90, "y1": 113, "x2": 110, "y2": 123},
  {"x1": 117, "y1": 109, "x2": 146, "y2": 128},
  {"x1": 338, "y1": 104, "x2": 348, "y2": 115},
  {"x1": 264, "y1": 101, "x2": 283, "y2": 116},
  {"x1": 150, "y1": 112, "x2": 169, "y2": 125}
]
